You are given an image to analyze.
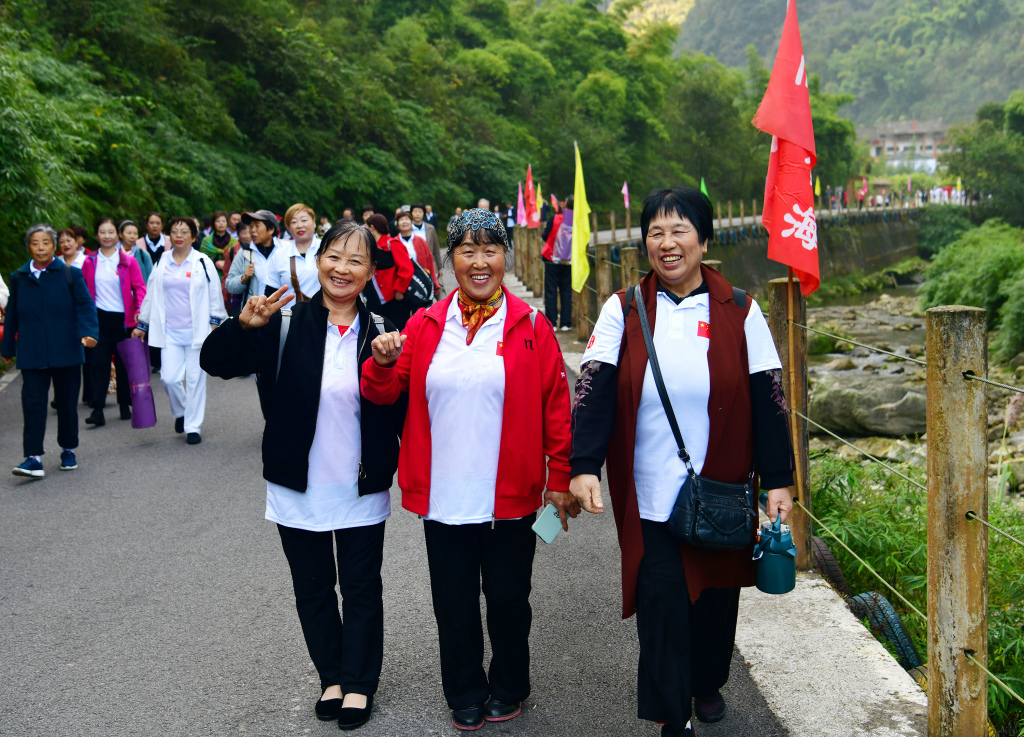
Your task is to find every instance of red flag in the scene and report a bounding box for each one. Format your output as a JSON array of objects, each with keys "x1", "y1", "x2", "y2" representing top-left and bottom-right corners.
[
  {"x1": 550, "y1": 194, "x2": 559, "y2": 211},
  {"x1": 525, "y1": 165, "x2": 540, "y2": 228},
  {"x1": 753, "y1": 0, "x2": 819, "y2": 295}
]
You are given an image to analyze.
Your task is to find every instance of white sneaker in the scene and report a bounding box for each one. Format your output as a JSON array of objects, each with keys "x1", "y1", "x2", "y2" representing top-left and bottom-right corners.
[{"x1": 559, "y1": 325, "x2": 571, "y2": 332}]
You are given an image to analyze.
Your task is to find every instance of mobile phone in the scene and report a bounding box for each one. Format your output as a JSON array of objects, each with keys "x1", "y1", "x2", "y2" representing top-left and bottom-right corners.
[{"x1": 532, "y1": 503, "x2": 563, "y2": 544}]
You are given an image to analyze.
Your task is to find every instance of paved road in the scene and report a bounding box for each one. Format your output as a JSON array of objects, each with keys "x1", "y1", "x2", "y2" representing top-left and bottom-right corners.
[{"x1": 0, "y1": 372, "x2": 786, "y2": 736}]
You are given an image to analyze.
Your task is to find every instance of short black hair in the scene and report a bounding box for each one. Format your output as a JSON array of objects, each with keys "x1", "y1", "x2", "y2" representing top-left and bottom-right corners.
[
  {"x1": 95, "y1": 217, "x2": 116, "y2": 234},
  {"x1": 145, "y1": 211, "x2": 163, "y2": 225},
  {"x1": 70, "y1": 225, "x2": 88, "y2": 240},
  {"x1": 361, "y1": 204, "x2": 375, "y2": 214},
  {"x1": 411, "y1": 202, "x2": 425, "y2": 213},
  {"x1": 317, "y1": 220, "x2": 378, "y2": 269},
  {"x1": 117, "y1": 219, "x2": 138, "y2": 236},
  {"x1": 167, "y1": 216, "x2": 199, "y2": 240},
  {"x1": 640, "y1": 186, "x2": 714, "y2": 246}
]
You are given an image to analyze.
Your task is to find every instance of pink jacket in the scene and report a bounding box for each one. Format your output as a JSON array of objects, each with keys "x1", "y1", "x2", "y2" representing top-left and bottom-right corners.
[{"x1": 82, "y1": 249, "x2": 147, "y2": 328}]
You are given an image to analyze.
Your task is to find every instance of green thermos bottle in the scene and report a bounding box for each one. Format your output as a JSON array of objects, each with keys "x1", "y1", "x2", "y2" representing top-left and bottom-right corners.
[{"x1": 753, "y1": 516, "x2": 797, "y2": 594}]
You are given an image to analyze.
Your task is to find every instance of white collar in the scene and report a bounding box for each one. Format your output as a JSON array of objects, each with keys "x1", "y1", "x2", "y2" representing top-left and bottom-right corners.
[
  {"x1": 658, "y1": 289, "x2": 709, "y2": 309},
  {"x1": 30, "y1": 260, "x2": 53, "y2": 276},
  {"x1": 327, "y1": 314, "x2": 360, "y2": 340},
  {"x1": 98, "y1": 248, "x2": 120, "y2": 263},
  {"x1": 167, "y1": 248, "x2": 199, "y2": 266},
  {"x1": 445, "y1": 291, "x2": 508, "y2": 326}
]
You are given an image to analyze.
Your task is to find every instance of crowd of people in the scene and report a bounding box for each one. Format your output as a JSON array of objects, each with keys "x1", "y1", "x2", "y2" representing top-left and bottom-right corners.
[{"x1": 0, "y1": 187, "x2": 795, "y2": 737}]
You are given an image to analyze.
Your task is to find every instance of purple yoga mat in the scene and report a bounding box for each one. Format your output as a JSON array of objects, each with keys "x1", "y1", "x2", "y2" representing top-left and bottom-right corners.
[{"x1": 116, "y1": 337, "x2": 157, "y2": 429}]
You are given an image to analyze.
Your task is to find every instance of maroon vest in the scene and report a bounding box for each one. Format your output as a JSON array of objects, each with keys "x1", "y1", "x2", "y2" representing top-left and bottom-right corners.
[{"x1": 607, "y1": 265, "x2": 757, "y2": 618}]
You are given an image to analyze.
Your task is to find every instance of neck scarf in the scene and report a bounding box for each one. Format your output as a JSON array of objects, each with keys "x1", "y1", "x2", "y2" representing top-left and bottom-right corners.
[
  {"x1": 457, "y1": 287, "x2": 503, "y2": 345},
  {"x1": 212, "y1": 231, "x2": 231, "y2": 250}
]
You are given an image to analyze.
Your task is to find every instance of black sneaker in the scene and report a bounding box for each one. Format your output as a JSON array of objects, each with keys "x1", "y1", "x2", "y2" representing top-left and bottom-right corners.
[
  {"x1": 175, "y1": 417, "x2": 185, "y2": 434},
  {"x1": 483, "y1": 698, "x2": 522, "y2": 722},
  {"x1": 187, "y1": 432, "x2": 201, "y2": 445},
  {"x1": 451, "y1": 704, "x2": 484, "y2": 731},
  {"x1": 694, "y1": 692, "x2": 725, "y2": 723},
  {"x1": 84, "y1": 409, "x2": 105, "y2": 427},
  {"x1": 661, "y1": 722, "x2": 695, "y2": 737}
]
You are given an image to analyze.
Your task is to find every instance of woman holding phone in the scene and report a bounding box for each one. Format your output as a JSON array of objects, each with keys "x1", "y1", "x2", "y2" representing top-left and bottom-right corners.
[
  {"x1": 201, "y1": 221, "x2": 402, "y2": 730},
  {"x1": 361, "y1": 209, "x2": 577, "y2": 731}
]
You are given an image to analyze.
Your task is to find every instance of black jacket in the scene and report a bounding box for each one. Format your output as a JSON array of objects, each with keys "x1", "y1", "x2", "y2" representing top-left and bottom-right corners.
[{"x1": 200, "y1": 292, "x2": 403, "y2": 495}]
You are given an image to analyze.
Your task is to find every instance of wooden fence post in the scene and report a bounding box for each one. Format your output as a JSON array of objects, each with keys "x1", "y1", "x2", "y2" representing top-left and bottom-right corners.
[
  {"x1": 727, "y1": 200, "x2": 733, "y2": 227},
  {"x1": 625, "y1": 208, "x2": 632, "y2": 241},
  {"x1": 753, "y1": 199, "x2": 759, "y2": 234},
  {"x1": 767, "y1": 278, "x2": 812, "y2": 570},
  {"x1": 575, "y1": 287, "x2": 589, "y2": 342},
  {"x1": 530, "y1": 228, "x2": 543, "y2": 298},
  {"x1": 595, "y1": 242, "x2": 613, "y2": 308},
  {"x1": 717, "y1": 201, "x2": 722, "y2": 227},
  {"x1": 739, "y1": 199, "x2": 745, "y2": 225},
  {"x1": 621, "y1": 246, "x2": 640, "y2": 290},
  {"x1": 926, "y1": 306, "x2": 989, "y2": 737},
  {"x1": 591, "y1": 211, "x2": 598, "y2": 248},
  {"x1": 610, "y1": 211, "x2": 617, "y2": 243}
]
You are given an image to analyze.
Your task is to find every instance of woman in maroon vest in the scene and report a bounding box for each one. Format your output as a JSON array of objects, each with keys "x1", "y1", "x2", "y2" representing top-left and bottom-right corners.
[{"x1": 569, "y1": 186, "x2": 795, "y2": 737}]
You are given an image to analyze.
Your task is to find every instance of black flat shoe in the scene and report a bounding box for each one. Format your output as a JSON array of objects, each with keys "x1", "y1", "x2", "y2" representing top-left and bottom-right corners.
[
  {"x1": 661, "y1": 722, "x2": 695, "y2": 737},
  {"x1": 120, "y1": 405, "x2": 132, "y2": 420},
  {"x1": 315, "y1": 693, "x2": 343, "y2": 721},
  {"x1": 451, "y1": 704, "x2": 484, "y2": 731},
  {"x1": 187, "y1": 432, "x2": 201, "y2": 445},
  {"x1": 694, "y1": 691, "x2": 725, "y2": 723},
  {"x1": 337, "y1": 695, "x2": 373, "y2": 730},
  {"x1": 175, "y1": 417, "x2": 184, "y2": 434},
  {"x1": 85, "y1": 410, "x2": 105, "y2": 427},
  {"x1": 483, "y1": 698, "x2": 521, "y2": 722}
]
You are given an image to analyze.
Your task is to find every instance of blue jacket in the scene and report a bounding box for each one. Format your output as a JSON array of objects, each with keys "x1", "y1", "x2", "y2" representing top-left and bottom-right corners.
[{"x1": 0, "y1": 260, "x2": 99, "y2": 370}]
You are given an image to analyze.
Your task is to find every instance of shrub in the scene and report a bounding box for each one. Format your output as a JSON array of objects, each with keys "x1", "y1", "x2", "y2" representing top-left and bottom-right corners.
[
  {"x1": 917, "y1": 204, "x2": 975, "y2": 257},
  {"x1": 919, "y1": 220, "x2": 1024, "y2": 327}
]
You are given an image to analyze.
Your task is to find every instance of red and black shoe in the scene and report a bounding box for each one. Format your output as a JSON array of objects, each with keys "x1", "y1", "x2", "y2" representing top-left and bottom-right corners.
[{"x1": 483, "y1": 698, "x2": 522, "y2": 722}]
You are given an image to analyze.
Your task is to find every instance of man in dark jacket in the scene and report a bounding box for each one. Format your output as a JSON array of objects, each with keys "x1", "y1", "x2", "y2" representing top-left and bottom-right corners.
[{"x1": 1, "y1": 224, "x2": 99, "y2": 478}]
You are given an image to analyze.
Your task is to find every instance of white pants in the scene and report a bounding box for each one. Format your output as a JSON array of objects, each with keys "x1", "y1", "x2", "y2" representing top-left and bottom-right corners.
[{"x1": 160, "y1": 344, "x2": 206, "y2": 434}]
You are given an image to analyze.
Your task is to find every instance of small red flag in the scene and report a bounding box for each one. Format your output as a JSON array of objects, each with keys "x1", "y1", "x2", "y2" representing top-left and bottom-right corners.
[
  {"x1": 697, "y1": 321, "x2": 710, "y2": 339},
  {"x1": 752, "y1": 0, "x2": 819, "y2": 295},
  {"x1": 525, "y1": 165, "x2": 540, "y2": 228},
  {"x1": 496, "y1": 341, "x2": 504, "y2": 356}
]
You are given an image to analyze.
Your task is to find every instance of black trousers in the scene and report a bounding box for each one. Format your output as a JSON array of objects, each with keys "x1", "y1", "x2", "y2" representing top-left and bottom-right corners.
[
  {"x1": 22, "y1": 366, "x2": 81, "y2": 457},
  {"x1": 635, "y1": 519, "x2": 741, "y2": 727},
  {"x1": 544, "y1": 261, "x2": 572, "y2": 328},
  {"x1": 277, "y1": 521, "x2": 386, "y2": 695},
  {"x1": 423, "y1": 515, "x2": 537, "y2": 710},
  {"x1": 90, "y1": 310, "x2": 130, "y2": 411},
  {"x1": 81, "y1": 349, "x2": 93, "y2": 405}
]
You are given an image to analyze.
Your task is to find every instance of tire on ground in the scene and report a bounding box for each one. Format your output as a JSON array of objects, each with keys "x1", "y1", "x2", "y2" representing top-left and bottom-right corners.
[
  {"x1": 812, "y1": 535, "x2": 853, "y2": 597},
  {"x1": 848, "y1": 591, "x2": 923, "y2": 669}
]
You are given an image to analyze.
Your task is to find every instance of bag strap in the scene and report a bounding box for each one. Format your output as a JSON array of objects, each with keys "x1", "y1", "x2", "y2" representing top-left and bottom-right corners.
[
  {"x1": 198, "y1": 258, "x2": 211, "y2": 283},
  {"x1": 733, "y1": 285, "x2": 747, "y2": 309},
  {"x1": 634, "y1": 286, "x2": 695, "y2": 475},
  {"x1": 529, "y1": 308, "x2": 537, "y2": 329},
  {"x1": 371, "y1": 313, "x2": 387, "y2": 336},
  {"x1": 290, "y1": 256, "x2": 308, "y2": 302},
  {"x1": 277, "y1": 309, "x2": 292, "y2": 383}
]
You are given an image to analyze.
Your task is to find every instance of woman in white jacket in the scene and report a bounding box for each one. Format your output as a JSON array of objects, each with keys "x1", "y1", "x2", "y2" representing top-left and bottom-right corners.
[{"x1": 133, "y1": 217, "x2": 227, "y2": 445}]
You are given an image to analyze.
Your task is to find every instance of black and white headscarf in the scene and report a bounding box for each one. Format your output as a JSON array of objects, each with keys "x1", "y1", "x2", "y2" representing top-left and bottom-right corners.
[{"x1": 445, "y1": 208, "x2": 510, "y2": 252}]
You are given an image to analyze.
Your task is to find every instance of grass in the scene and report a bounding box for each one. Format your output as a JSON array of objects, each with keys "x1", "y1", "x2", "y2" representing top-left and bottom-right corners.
[{"x1": 810, "y1": 451, "x2": 1024, "y2": 735}]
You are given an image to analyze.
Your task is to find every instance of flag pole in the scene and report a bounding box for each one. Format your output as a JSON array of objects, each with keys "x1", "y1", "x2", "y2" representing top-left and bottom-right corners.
[{"x1": 786, "y1": 267, "x2": 806, "y2": 529}]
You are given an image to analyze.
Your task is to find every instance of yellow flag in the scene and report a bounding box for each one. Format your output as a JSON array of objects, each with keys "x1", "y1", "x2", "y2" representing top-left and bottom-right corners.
[
  {"x1": 536, "y1": 182, "x2": 543, "y2": 219},
  {"x1": 814, "y1": 176, "x2": 821, "y2": 196},
  {"x1": 956, "y1": 176, "x2": 963, "y2": 191},
  {"x1": 571, "y1": 141, "x2": 591, "y2": 293}
]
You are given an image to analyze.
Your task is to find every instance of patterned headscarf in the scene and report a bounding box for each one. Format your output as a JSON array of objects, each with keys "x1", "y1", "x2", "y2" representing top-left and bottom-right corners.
[{"x1": 445, "y1": 208, "x2": 509, "y2": 252}]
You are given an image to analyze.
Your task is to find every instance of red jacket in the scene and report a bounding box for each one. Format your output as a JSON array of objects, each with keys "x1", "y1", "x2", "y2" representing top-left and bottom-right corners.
[
  {"x1": 361, "y1": 287, "x2": 572, "y2": 519},
  {"x1": 82, "y1": 248, "x2": 147, "y2": 328},
  {"x1": 375, "y1": 235, "x2": 415, "y2": 302},
  {"x1": 542, "y1": 212, "x2": 563, "y2": 261},
  {"x1": 399, "y1": 234, "x2": 441, "y2": 292}
]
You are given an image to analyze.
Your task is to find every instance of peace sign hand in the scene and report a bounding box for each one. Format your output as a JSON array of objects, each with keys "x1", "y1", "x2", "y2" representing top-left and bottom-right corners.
[{"x1": 239, "y1": 285, "x2": 294, "y2": 331}]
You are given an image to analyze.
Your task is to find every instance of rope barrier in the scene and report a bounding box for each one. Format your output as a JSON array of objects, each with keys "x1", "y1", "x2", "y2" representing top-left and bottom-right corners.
[
  {"x1": 585, "y1": 284, "x2": 598, "y2": 295},
  {"x1": 599, "y1": 258, "x2": 617, "y2": 267},
  {"x1": 581, "y1": 315, "x2": 596, "y2": 326},
  {"x1": 791, "y1": 409, "x2": 927, "y2": 491},
  {"x1": 964, "y1": 651, "x2": 1024, "y2": 708},
  {"x1": 963, "y1": 372, "x2": 1024, "y2": 395},
  {"x1": 966, "y1": 511, "x2": 1024, "y2": 549},
  {"x1": 791, "y1": 322, "x2": 926, "y2": 366},
  {"x1": 793, "y1": 499, "x2": 927, "y2": 622}
]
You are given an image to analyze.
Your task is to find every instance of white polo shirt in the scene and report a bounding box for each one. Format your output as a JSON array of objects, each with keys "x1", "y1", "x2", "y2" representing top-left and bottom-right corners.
[
  {"x1": 62, "y1": 252, "x2": 85, "y2": 269},
  {"x1": 424, "y1": 297, "x2": 507, "y2": 525},
  {"x1": 266, "y1": 315, "x2": 391, "y2": 532},
  {"x1": 265, "y1": 237, "x2": 321, "y2": 299},
  {"x1": 398, "y1": 234, "x2": 418, "y2": 264},
  {"x1": 94, "y1": 250, "x2": 124, "y2": 313},
  {"x1": 581, "y1": 287, "x2": 782, "y2": 522}
]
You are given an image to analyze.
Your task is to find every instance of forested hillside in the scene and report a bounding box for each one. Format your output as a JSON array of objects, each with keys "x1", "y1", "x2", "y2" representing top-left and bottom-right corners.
[{"x1": 678, "y1": 0, "x2": 1024, "y2": 124}]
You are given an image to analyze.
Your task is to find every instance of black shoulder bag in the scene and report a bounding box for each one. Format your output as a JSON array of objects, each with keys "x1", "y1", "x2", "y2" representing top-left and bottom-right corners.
[{"x1": 632, "y1": 285, "x2": 757, "y2": 550}]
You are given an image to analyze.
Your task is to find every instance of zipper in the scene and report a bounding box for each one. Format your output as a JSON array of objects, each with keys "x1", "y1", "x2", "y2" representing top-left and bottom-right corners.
[{"x1": 358, "y1": 462, "x2": 366, "y2": 480}]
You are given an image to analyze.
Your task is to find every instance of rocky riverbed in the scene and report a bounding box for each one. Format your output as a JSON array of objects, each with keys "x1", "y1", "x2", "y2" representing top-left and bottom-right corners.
[{"x1": 807, "y1": 289, "x2": 1024, "y2": 504}]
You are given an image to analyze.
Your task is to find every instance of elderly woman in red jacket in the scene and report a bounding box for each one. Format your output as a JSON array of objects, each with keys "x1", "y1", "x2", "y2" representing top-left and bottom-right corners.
[
  {"x1": 362, "y1": 209, "x2": 578, "y2": 731},
  {"x1": 363, "y1": 213, "x2": 415, "y2": 329}
]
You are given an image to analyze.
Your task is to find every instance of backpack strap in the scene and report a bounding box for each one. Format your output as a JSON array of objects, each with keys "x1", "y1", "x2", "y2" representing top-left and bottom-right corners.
[
  {"x1": 622, "y1": 284, "x2": 636, "y2": 319},
  {"x1": 732, "y1": 285, "x2": 747, "y2": 309},
  {"x1": 529, "y1": 308, "x2": 537, "y2": 329},
  {"x1": 371, "y1": 313, "x2": 387, "y2": 336},
  {"x1": 199, "y1": 258, "x2": 211, "y2": 283},
  {"x1": 290, "y1": 256, "x2": 309, "y2": 302},
  {"x1": 277, "y1": 309, "x2": 292, "y2": 383}
]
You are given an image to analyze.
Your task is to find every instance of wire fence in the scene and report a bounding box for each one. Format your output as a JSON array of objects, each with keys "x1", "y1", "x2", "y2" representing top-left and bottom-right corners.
[
  {"x1": 791, "y1": 322, "x2": 926, "y2": 366},
  {"x1": 963, "y1": 372, "x2": 1024, "y2": 395},
  {"x1": 966, "y1": 511, "x2": 1024, "y2": 549}
]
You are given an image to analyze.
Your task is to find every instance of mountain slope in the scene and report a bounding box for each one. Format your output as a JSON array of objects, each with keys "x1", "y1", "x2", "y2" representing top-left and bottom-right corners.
[{"x1": 676, "y1": 0, "x2": 1024, "y2": 124}]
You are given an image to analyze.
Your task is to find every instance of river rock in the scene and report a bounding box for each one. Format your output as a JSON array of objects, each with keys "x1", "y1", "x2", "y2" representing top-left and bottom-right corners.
[
  {"x1": 1010, "y1": 352, "x2": 1024, "y2": 370},
  {"x1": 809, "y1": 374, "x2": 927, "y2": 437},
  {"x1": 826, "y1": 358, "x2": 856, "y2": 370}
]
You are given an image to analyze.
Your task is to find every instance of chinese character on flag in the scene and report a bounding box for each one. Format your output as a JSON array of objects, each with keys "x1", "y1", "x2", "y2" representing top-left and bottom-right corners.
[{"x1": 752, "y1": 0, "x2": 819, "y2": 295}]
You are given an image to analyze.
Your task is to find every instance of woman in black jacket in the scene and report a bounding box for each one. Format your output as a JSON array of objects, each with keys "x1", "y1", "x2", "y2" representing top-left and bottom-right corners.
[{"x1": 201, "y1": 221, "x2": 402, "y2": 731}]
